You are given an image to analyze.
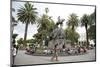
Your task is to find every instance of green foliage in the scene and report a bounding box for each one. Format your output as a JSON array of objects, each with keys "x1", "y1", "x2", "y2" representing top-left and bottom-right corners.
[
  {"x1": 12, "y1": 34, "x2": 18, "y2": 39},
  {"x1": 80, "y1": 14, "x2": 92, "y2": 48},
  {"x1": 66, "y1": 13, "x2": 79, "y2": 45},
  {"x1": 81, "y1": 14, "x2": 90, "y2": 27},
  {"x1": 89, "y1": 8, "x2": 96, "y2": 25},
  {"x1": 17, "y1": 2, "x2": 38, "y2": 46},
  {"x1": 17, "y1": 2, "x2": 38, "y2": 24},
  {"x1": 33, "y1": 8, "x2": 55, "y2": 47},
  {"x1": 38, "y1": 14, "x2": 55, "y2": 33},
  {"x1": 17, "y1": 38, "x2": 24, "y2": 49},
  {"x1": 88, "y1": 9, "x2": 96, "y2": 43},
  {"x1": 88, "y1": 25, "x2": 96, "y2": 41},
  {"x1": 15, "y1": 2, "x2": 96, "y2": 49},
  {"x1": 17, "y1": 38, "x2": 23, "y2": 45},
  {"x1": 65, "y1": 28, "x2": 80, "y2": 45},
  {"x1": 26, "y1": 39, "x2": 37, "y2": 44},
  {"x1": 67, "y1": 13, "x2": 79, "y2": 30}
]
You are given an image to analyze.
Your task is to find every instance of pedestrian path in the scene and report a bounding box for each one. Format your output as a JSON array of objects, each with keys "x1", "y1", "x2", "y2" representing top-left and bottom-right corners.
[{"x1": 14, "y1": 49, "x2": 96, "y2": 65}]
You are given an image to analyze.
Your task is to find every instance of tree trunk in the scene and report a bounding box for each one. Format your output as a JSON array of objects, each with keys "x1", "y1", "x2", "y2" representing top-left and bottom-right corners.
[
  {"x1": 72, "y1": 25, "x2": 75, "y2": 31},
  {"x1": 85, "y1": 24, "x2": 89, "y2": 48},
  {"x1": 24, "y1": 22, "x2": 29, "y2": 47}
]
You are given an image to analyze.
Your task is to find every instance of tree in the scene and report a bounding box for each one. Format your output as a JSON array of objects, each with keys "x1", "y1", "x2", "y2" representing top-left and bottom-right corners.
[
  {"x1": 65, "y1": 28, "x2": 80, "y2": 46},
  {"x1": 88, "y1": 9, "x2": 96, "y2": 44},
  {"x1": 38, "y1": 8, "x2": 55, "y2": 33},
  {"x1": 81, "y1": 14, "x2": 90, "y2": 48},
  {"x1": 88, "y1": 25, "x2": 96, "y2": 43},
  {"x1": 34, "y1": 8, "x2": 55, "y2": 47},
  {"x1": 17, "y1": 38, "x2": 23, "y2": 44},
  {"x1": 17, "y1": 2, "x2": 38, "y2": 46},
  {"x1": 67, "y1": 13, "x2": 79, "y2": 31},
  {"x1": 12, "y1": 8, "x2": 17, "y2": 34},
  {"x1": 12, "y1": 34, "x2": 18, "y2": 39},
  {"x1": 66, "y1": 13, "x2": 79, "y2": 45},
  {"x1": 12, "y1": 33, "x2": 18, "y2": 45},
  {"x1": 90, "y1": 8, "x2": 96, "y2": 25},
  {"x1": 17, "y1": 38, "x2": 24, "y2": 49},
  {"x1": 33, "y1": 33, "x2": 42, "y2": 47}
]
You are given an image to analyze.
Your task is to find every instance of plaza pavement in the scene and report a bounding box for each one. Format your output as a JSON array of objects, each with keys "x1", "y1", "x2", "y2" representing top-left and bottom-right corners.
[{"x1": 14, "y1": 49, "x2": 96, "y2": 65}]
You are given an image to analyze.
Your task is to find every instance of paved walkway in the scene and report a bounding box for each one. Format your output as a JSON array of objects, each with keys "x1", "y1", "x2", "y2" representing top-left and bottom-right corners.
[{"x1": 14, "y1": 49, "x2": 96, "y2": 65}]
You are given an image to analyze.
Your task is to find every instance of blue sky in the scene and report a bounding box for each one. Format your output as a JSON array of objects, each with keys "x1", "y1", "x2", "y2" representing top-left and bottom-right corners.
[{"x1": 12, "y1": 1, "x2": 95, "y2": 41}]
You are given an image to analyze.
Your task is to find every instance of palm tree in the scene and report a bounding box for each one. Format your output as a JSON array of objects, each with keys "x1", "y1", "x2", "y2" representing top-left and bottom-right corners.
[
  {"x1": 88, "y1": 9, "x2": 96, "y2": 45},
  {"x1": 12, "y1": 8, "x2": 17, "y2": 34},
  {"x1": 67, "y1": 13, "x2": 79, "y2": 45},
  {"x1": 34, "y1": 8, "x2": 55, "y2": 47},
  {"x1": 90, "y1": 8, "x2": 96, "y2": 25},
  {"x1": 81, "y1": 14, "x2": 90, "y2": 48},
  {"x1": 17, "y1": 2, "x2": 38, "y2": 46},
  {"x1": 65, "y1": 28, "x2": 80, "y2": 46},
  {"x1": 67, "y1": 13, "x2": 79, "y2": 31}
]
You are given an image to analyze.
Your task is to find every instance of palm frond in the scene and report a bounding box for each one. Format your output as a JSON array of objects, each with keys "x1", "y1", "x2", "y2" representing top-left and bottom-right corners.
[
  {"x1": 81, "y1": 14, "x2": 90, "y2": 27},
  {"x1": 17, "y1": 2, "x2": 38, "y2": 24}
]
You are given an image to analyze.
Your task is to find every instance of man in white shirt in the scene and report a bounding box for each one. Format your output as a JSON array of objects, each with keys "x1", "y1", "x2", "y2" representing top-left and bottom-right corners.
[{"x1": 12, "y1": 45, "x2": 17, "y2": 64}]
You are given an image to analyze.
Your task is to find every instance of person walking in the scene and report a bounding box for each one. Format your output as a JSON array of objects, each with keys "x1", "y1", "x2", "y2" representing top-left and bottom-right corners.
[
  {"x1": 12, "y1": 44, "x2": 17, "y2": 64},
  {"x1": 51, "y1": 44, "x2": 59, "y2": 61}
]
